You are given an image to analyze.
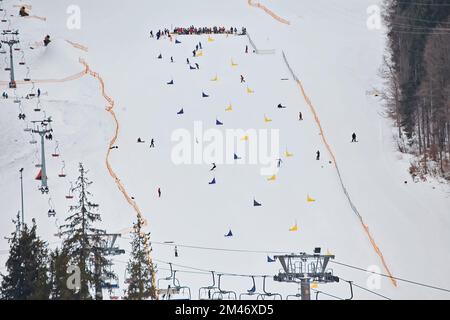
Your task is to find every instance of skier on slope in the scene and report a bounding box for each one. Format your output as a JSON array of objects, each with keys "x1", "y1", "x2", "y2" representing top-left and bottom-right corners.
[
  {"x1": 186, "y1": 58, "x2": 190, "y2": 65},
  {"x1": 195, "y1": 63, "x2": 199, "y2": 69},
  {"x1": 299, "y1": 112, "x2": 303, "y2": 121},
  {"x1": 37, "y1": 88, "x2": 41, "y2": 98},
  {"x1": 171, "y1": 56, "x2": 174, "y2": 63},
  {"x1": 316, "y1": 150, "x2": 320, "y2": 161},
  {"x1": 245, "y1": 45, "x2": 248, "y2": 54},
  {"x1": 240, "y1": 75, "x2": 245, "y2": 83},
  {"x1": 19, "y1": 6, "x2": 29, "y2": 17},
  {"x1": 43, "y1": 35, "x2": 51, "y2": 47},
  {"x1": 210, "y1": 163, "x2": 217, "y2": 171},
  {"x1": 277, "y1": 158, "x2": 283, "y2": 168},
  {"x1": 150, "y1": 139, "x2": 155, "y2": 148},
  {"x1": 158, "y1": 187, "x2": 162, "y2": 198},
  {"x1": 351, "y1": 132, "x2": 357, "y2": 143}
]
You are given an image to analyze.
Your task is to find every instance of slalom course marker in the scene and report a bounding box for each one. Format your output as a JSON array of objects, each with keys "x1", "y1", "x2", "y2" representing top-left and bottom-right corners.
[
  {"x1": 307, "y1": 195, "x2": 316, "y2": 203},
  {"x1": 234, "y1": 153, "x2": 242, "y2": 160},
  {"x1": 209, "y1": 177, "x2": 216, "y2": 185},
  {"x1": 264, "y1": 115, "x2": 272, "y2": 123},
  {"x1": 211, "y1": 75, "x2": 219, "y2": 82},
  {"x1": 285, "y1": 149, "x2": 294, "y2": 158},
  {"x1": 267, "y1": 256, "x2": 276, "y2": 263},
  {"x1": 253, "y1": 199, "x2": 262, "y2": 207},
  {"x1": 231, "y1": 59, "x2": 238, "y2": 67},
  {"x1": 216, "y1": 119, "x2": 223, "y2": 126},
  {"x1": 167, "y1": 79, "x2": 174, "y2": 85},
  {"x1": 196, "y1": 51, "x2": 203, "y2": 57},
  {"x1": 208, "y1": 36, "x2": 215, "y2": 42},
  {"x1": 225, "y1": 104, "x2": 233, "y2": 112},
  {"x1": 241, "y1": 135, "x2": 249, "y2": 141},
  {"x1": 175, "y1": 39, "x2": 181, "y2": 44},
  {"x1": 311, "y1": 282, "x2": 319, "y2": 289},
  {"x1": 35, "y1": 169, "x2": 42, "y2": 181},
  {"x1": 157, "y1": 54, "x2": 162, "y2": 59},
  {"x1": 202, "y1": 92, "x2": 209, "y2": 98},
  {"x1": 190, "y1": 65, "x2": 197, "y2": 70},
  {"x1": 267, "y1": 175, "x2": 276, "y2": 182},
  {"x1": 177, "y1": 108, "x2": 184, "y2": 115},
  {"x1": 225, "y1": 230, "x2": 233, "y2": 237},
  {"x1": 247, "y1": 87, "x2": 255, "y2": 94},
  {"x1": 289, "y1": 222, "x2": 298, "y2": 232}
]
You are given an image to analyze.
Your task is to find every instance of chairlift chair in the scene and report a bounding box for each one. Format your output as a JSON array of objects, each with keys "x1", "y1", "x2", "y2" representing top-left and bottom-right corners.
[
  {"x1": 66, "y1": 182, "x2": 74, "y2": 199},
  {"x1": 286, "y1": 283, "x2": 302, "y2": 300},
  {"x1": 212, "y1": 274, "x2": 237, "y2": 300},
  {"x1": 48, "y1": 198, "x2": 56, "y2": 217},
  {"x1": 172, "y1": 270, "x2": 192, "y2": 300},
  {"x1": 157, "y1": 263, "x2": 191, "y2": 300},
  {"x1": 198, "y1": 271, "x2": 220, "y2": 300},
  {"x1": 239, "y1": 276, "x2": 259, "y2": 300},
  {"x1": 58, "y1": 161, "x2": 66, "y2": 178},
  {"x1": 257, "y1": 276, "x2": 282, "y2": 300},
  {"x1": 52, "y1": 141, "x2": 60, "y2": 157}
]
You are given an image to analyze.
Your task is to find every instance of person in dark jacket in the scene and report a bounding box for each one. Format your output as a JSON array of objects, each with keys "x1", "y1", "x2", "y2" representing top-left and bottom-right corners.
[
  {"x1": 19, "y1": 6, "x2": 29, "y2": 17},
  {"x1": 43, "y1": 35, "x2": 51, "y2": 46}
]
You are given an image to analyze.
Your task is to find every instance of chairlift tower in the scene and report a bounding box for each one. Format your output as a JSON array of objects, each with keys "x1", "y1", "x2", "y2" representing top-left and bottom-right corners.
[
  {"x1": 31, "y1": 118, "x2": 52, "y2": 193},
  {"x1": 1, "y1": 30, "x2": 19, "y2": 88},
  {"x1": 273, "y1": 248, "x2": 339, "y2": 300}
]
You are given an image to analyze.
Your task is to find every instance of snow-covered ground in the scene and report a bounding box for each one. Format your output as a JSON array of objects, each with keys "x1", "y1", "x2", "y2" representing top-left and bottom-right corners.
[{"x1": 1, "y1": 0, "x2": 449, "y2": 300}]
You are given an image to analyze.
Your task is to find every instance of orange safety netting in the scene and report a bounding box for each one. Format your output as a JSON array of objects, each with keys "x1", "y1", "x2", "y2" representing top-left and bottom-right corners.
[
  {"x1": 0, "y1": 65, "x2": 88, "y2": 87},
  {"x1": 295, "y1": 77, "x2": 398, "y2": 287},
  {"x1": 247, "y1": 0, "x2": 290, "y2": 25},
  {"x1": 66, "y1": 40, "x2": 89, "y2": 52},
  {"x1": 78, "y1": 59, "x2": 157, "y2": 297}
]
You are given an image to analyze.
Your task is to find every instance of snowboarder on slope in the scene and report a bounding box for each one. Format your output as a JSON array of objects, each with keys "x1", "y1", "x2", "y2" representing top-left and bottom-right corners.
[
  {"x1": 43, "y1": 35, "x2": 51, "y2": 47},
  {"x1": 19, "y1": 6, "x2": 29, "y2": 17}
]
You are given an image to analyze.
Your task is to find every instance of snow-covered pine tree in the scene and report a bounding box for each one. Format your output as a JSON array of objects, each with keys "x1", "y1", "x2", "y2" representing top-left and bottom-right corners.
[
  {"x1": 0, "y1": 217, "x2": 50, "y2": 300},
  {"x1": 124, "y1": 216, "x2": 157, "y2": 300},
  {"x1": 58, "y1": 163, "x2": 116, "y2": 300}
]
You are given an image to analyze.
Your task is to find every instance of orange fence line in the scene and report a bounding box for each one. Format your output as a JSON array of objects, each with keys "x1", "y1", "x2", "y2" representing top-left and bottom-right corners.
[
  {"x1": 66, "y1": 40, "x2": 89, "y2": 52},
  {"x1": 78, "y1": 59, "x2": 157, "y2": 297},
  {"x1": 294, "y1": 77, "x2": 398, "y2": 287},
  {"x1": 247, "y1": 0, "x2": 290, "y2": 25},
  {"x1": 0, "y1": 67, "x2": 89, "y2": 87}
]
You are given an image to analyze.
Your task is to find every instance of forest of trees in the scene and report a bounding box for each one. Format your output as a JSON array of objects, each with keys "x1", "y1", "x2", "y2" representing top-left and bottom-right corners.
[
  {"x1": 0, "y1": 164, "x2": 157, "y2": 300},
  {"x1": 382, "y1": 0, "x2": 450, "y2": 181}
]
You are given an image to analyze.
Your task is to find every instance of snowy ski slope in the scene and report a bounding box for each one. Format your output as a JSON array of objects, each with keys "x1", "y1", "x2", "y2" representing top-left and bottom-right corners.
[{"x1": 0, "y1": 0, "x2": 449, "y2": 300}]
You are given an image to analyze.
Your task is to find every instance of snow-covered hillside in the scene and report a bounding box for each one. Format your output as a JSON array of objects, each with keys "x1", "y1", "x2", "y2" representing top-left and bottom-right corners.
[{"x1": 1, "y1": 0, "x2": 449, "y2": 300}]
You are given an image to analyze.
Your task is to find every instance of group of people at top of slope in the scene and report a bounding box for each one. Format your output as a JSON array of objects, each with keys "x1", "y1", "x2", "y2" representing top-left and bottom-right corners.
[
  {"x1": 172, "y1": 26, "x2": 247, "y2": 36},
  {"x1": 151, "y1": 29, "x2": 171, "y2": 40}
]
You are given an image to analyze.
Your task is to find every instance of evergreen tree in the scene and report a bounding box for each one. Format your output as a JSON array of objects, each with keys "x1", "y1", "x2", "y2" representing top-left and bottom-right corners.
[
  {"x1": 0, "y1": 218, "x2": 50, "y2": 300},
  {"x1": 48, "y1": 248, "x2": 73, "y2": 300},
  {"x1": 59, "y1": 163, "x2": 115, "y2": 300},
  {"x1": 124, "y1": 216, "x2": 156, "y2": 300}
]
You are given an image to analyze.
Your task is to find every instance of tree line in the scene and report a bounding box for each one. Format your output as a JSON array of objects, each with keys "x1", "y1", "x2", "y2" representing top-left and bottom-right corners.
[
  {"x1": 0, "y1": 163, "x2": 156, "y2": 300},
  {"x1": 381, "y1": 0, "x2": 450, "y2": 181}
]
